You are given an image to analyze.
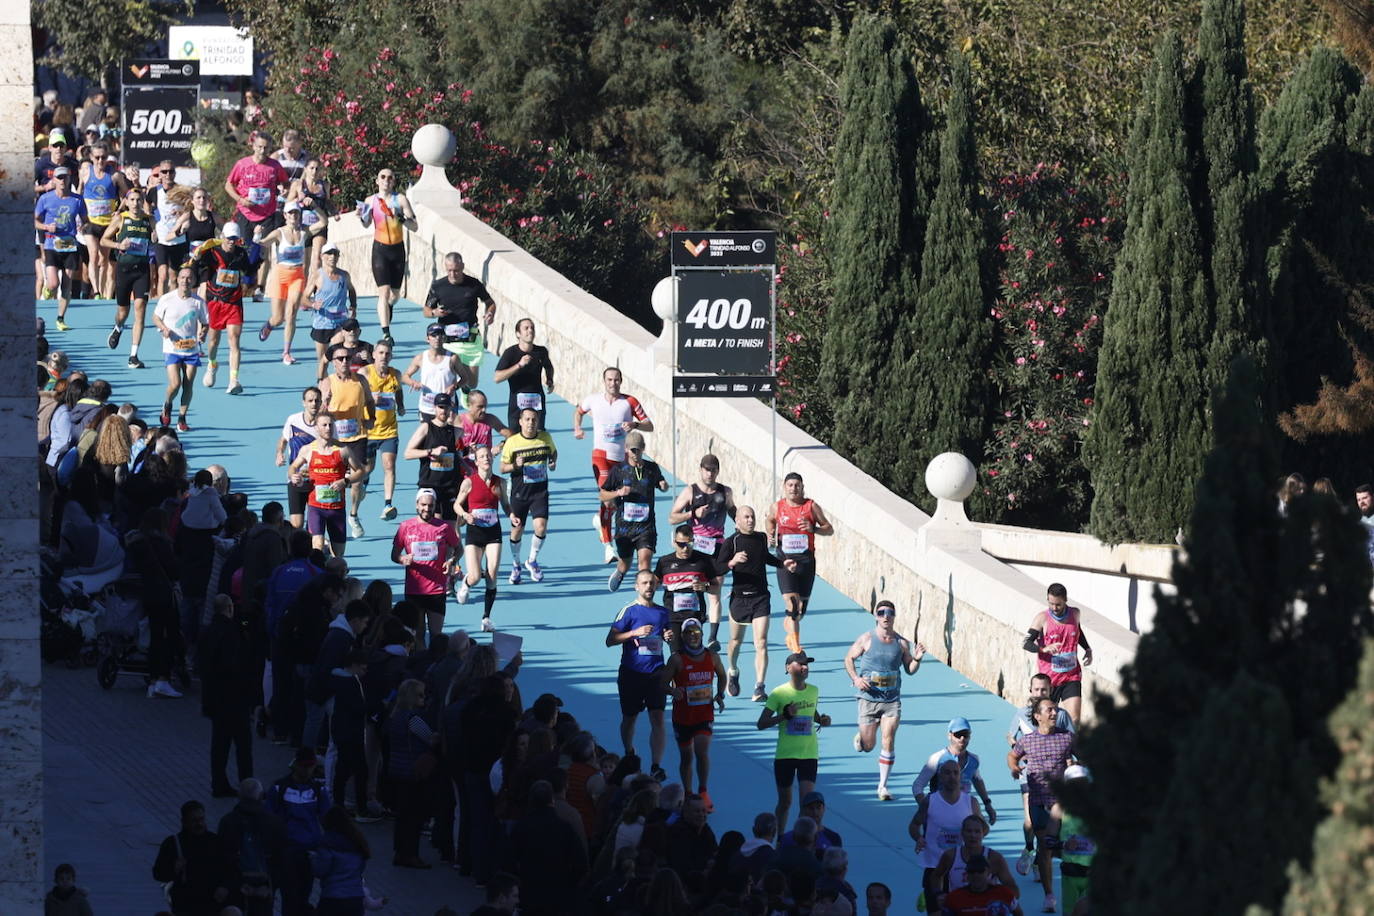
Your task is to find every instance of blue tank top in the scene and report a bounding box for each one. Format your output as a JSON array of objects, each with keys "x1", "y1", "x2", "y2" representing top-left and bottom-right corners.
[
  {"x1": 278, "y1": 230, "x2": 305, "y2": 267},
  {"x1": 81, "y1": 167, "x2": 118, "y2": 224},
  {"x1": 312, "y1": 270, "x2": 351, "y2": 330},
  {"x1": 856, "y1": 629, "x2": 905, "y2": 702}
]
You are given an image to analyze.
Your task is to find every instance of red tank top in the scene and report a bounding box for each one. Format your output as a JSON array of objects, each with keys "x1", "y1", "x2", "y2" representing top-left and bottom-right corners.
[
  {"x1": 775, "y1": 498, "x2": 816, "y2": 554},
  {"x1": 465, "y1": 472, "x2": 502, "y2": 529},
  {"x1": 1037, "y1": 608, "x2": 1082, "y2": 686},
  {"x1": 673, "y1": 650, "x2": 717, "y2": 725},
  {"x1": 307, "y1": 448, "x2": 346, "y2": 509}
]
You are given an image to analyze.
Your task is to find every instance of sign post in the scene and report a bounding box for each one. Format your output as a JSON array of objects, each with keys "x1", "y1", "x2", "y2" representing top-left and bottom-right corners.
[
  {"x1": 668, "y1": 231, "x2": 778, "y2": 498},
  {"x1": 120, "y1": 59, "x2": 199, "y2": 171}
]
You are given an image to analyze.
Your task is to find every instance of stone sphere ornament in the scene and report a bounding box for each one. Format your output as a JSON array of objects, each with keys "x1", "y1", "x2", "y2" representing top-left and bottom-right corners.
[
  {"x1": 925, "y1": 452, "x2": 977, "y2": 503},
  {"x1": 651, "y1": 276, "x2": 679, "y2": 323},
  {"x1": 411, "y1": 124, "x2": 456, "y2": 168}
]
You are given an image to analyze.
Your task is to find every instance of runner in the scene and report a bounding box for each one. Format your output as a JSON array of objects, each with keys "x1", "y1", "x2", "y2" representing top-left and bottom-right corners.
[
  {"x1": 403, "y1": 324, "x2": 475, "y2": 422},
  {"x1": 357, "y1": 168, "x2": 417, "y2": 341},
  {"x1": 34, "y1": 167, "x2": 86, "y2": 331},
  {"x1": 145, "y1": 161, "x2": 189, "y2": 296},
  {"x1": 931, "y1": 815, "x2": 1020, "y2": 899},
  {"x1": 913, "y1": 717, "x2": 997, "y2": 825},
  {"x1": 303, "y1": 242, "x2": 358, "y2": 382},
  {"x1": 493, "y1": 317, "x2": 554, "y2": 431},
  {"x1": 653, "y1": 524, "x2": 718, "y2": 645},
  {"x1": 716, "y1": 505, "x2": 796, "y2": 703},
  {"x1": 1056, "y1": 766, "x2": 1094, "y2": 915},
  {"x1": 403, "y1": 392, "x2": 463, "y2": 532},
  {"x1": 659, "y1": 617, "x2": 726, "y2": 812},
  {"x1": 362, "y1": 338, "x2": 405, "y2": 522},
  {"x1": 287, "y1": 411, "x2": 367, "y2": 557},
  {"x1": 256, "y1": 201, "x2": 324, "y2": 362},
  {"x1": 287, "y1": 157, "x2": 335, "y2": 280},
  {"x1": 575, "y1": 367, "x2": 654, "y2": 563},
  {"x1": 843, "y1": 599, "x2": 926, "y2": 801},
  {"x1": 328, "y1": 319, "x2": 375, "y2": 368},
  {"x1": 191, "y1": 224, "x2": 252, "y2": 395},
  {"x1": 392, "y1": 488, "x2": 461, "y2": 641},
  {"x1": 940, "y1": 855, "x2": 1023, "y2": 916},
  {"x1": 453, "y1": 443, "x2": 510, "y2": 632},
  {"x1": 178, "y1": 187, "x2": 221, "y2": 268},
  {"x1": 77, "y1": 141, "x2": 125, "y2": 299},
  {"x1": 1023, "y1": 583, "x2": 1093, "y2": 724},
  {"x1": 499, "y1": 408, "x2": 557, "y2": 584},
  {"x1": 151, "y1": 266, "x2": 209, "y2": 432},
  {"x1": 99, "y1": 186, "x2": 152, "y2": 367},
  {"x1": 272, "y1": 130, "x2": 310, "y2": 189},
  {"x1": 1007, "y1": 698, "x2": 1077, "y2": 914},
  {"x1": 319, "y1": 343, "x2": 377, "y2": 539},
  {"x1": 910, "y1": 760, "x2": 985, "y2": 915},
  {"x1": 757, "y1": 651, "x2": 831, "y2": 830},
  {"x1": 275, "y1": 387, "x2": 324, "y2": 529},
  {"x1": 223, "y1": 132, "x2": 289, "y2": 293},
  {"x1": 456, "y1": 389, "x2": 510, "y2": 458},
  {"x1": 668, "y1": 454, "x2": 736, "y2": 651},
  {"x1": 604, "y1": 569, "x2": 670, "y2": 782},
  {"x1": 765, "y1": 472, "x2": 834, "y2": 655},
  {"x1": 1006, "y1": 674, "x2": 1076, "y2": 877},
  {"x1": 601, "y1": 431, "x2": 669, "y2": 592},
  {"x1": 424, "y1": 252, "x2": 495, "y2": 402}
]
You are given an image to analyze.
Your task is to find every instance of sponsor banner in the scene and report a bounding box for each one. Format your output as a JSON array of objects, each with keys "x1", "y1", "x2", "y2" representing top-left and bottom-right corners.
[
  {"x1": 672, "y1": 376, "x2": 777, "y2": 398},
  {"x1": 671, "y1": 230, "x2": 777, "y2": 267},
  {"x1": 123, "y1": 58, "x2": 200, "y2": 86},
  {"x1": 169, "y1": 25, "x2": 255, "y2": 76}
]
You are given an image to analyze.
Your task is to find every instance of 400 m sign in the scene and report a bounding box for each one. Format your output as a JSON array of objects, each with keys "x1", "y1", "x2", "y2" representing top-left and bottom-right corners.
[{"x1": 676, "y1": 271, "x2": 772, "y2": 375}]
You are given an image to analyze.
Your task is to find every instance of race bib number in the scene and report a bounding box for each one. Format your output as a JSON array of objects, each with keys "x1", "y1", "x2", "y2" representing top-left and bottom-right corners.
[
  {"x1": 622, "y1": 502, "x2": 649, "y2": 523},
  {"x1": 1050, "y1": 651, "x2": 1079, "y2": 674},
  {"x1": 334, "y1": 418, "x2": 359, "y2": 439},
  {"x1": 672, "y1": 592, "x2": 699, "y2": 613},
  {"x1": 1063, "y1": 835, "x2": 1097, "y2": 856},
  {"x1": 86, "y1": 198, "x2": 113, "y2": 219},
  {"x1": 521, "y1": 462, "x2": 547, "y2": 484},
  {"x1": 636, "y1": 636, "x2": 662, "y2": 656},
  {"x1": 174, "y1": 337, "x2": 198, "y2": 351},
  {"x1": 247, "y1": 186, "x2": 271, "y2": 205},
  {"x1": 314, "y1": 483, "x2": 341, "y2": 503},
  {"x1": 410, "y1": 540, "x2": 439, "y2": 562},
  {"x1": 868, "y1": 670, "x2": 898, "y2": 689},
  {"x1": 471, "y1": 507, "x2": 498, "y2": 527},
  {"x1": 692, "y1": 534, "x2": 719, "y2": 554},
  {"x1": 516, "y1": 391, "x2": 543, "y2": 410},
  {"x1": 602, "y1": 424, "x2": 626, "y2": 442},
  {"x1": 125, "y1": 237, "x2": 149, "y2": 257},
  {"x1": 445, "y1": 322, "x2": 470, "y2": 340},
  {"x1": 780, "y1": 533, "x2": 809, "y2": 554},
  {"x1": 420, "y1": 391, "x2": 436, "y2": 412},
  {"x1": 431, "y1": 452, "x2": 454, "y2": 472},
  {"x1": 374, "y1": 393, "x2": 395, "y2": 411},
  {"x1": 686, "y1": 684, "x2": 713, "y2": 706},
  {"x1": 936, "y1": 829, "x2": 960, "y2": 851},
  {"x1": 215, "y1": 268, "x2": 241, "y2": 288},
  {"x1": 52, "y1": 235, "x2": 77, "y2": 251},
  {"x1": 785, "y1": 715, "x2": 813, "y2": 736}
]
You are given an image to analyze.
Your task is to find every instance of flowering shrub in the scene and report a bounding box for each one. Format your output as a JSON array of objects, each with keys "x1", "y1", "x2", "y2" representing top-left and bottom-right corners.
[
  {"x1": 774, "y1": 226, "x2": 833, "y2": 437},
  {"x1": 979, "y1": 165, "x2": 1121, "y2": 529}
]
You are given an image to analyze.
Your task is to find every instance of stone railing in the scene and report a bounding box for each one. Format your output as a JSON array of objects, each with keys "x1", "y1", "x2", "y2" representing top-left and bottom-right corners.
[{"x1": 324, "y1": 127, "x2": 1140, "y2": 720}]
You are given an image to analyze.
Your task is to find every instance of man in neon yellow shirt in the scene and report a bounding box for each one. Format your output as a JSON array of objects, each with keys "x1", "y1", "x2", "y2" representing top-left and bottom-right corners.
[{"x1": 757, "y1": 651, "x2": 832, "y2": 830}]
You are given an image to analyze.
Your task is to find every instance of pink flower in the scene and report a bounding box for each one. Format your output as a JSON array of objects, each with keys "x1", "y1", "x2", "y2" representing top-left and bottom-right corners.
[
  {"x1": 1015, "y1": 357, "x2": 1027, "y2": 366},
  {"x1": 1024, "y1": 453, "x2": 1034, "y2": 462},
  {"x1": 1025, "y1": 249, "x2": 1035, "y2": 260},
  {"x1": 988, "y1": 469, "x2": 999, "y2": 477}
]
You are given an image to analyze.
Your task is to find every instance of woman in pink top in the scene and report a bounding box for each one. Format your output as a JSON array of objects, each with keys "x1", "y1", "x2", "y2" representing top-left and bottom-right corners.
[{"x1": 392, "y1": 488, "x2": 461, "y2": 639}]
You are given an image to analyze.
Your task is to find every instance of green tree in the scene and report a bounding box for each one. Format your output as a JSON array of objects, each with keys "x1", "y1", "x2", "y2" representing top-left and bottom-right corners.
[
  {"x1": 817, "y1": 14, "x2": 934, "y2": 466},
  {"x1": 1276, "y1": 638, "x2": 1374, "y2": 915},
  {"x1": 897, "y1": 50, "x2": 993, "y2": 498},
  {"x1": 1085, "y1": 34, "x2": 1210, "y2": 544},
  {"x1": 36, "y1": 0, "x2": 192, "y2": 88},
  {"x1": 1069, "y1": 356, "x2": 1374, "y2": 913}
]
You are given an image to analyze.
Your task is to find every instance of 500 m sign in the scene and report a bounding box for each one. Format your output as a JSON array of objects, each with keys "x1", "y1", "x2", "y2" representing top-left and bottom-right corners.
[
  {"x1": 676, "y1": 271, "x2": 772, "y2": 375},
  {"x1": 120, "y1": 87, "x2": 198, "y2": 168}
]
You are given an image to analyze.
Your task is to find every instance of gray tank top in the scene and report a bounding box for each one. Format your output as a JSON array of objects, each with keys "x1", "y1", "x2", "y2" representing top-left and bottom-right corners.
[{"x1": 857, "y1": 629, "x2": 904, "y2": 702}]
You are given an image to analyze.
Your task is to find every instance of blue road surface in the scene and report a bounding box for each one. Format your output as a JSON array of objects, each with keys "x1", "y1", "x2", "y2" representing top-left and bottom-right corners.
[{"x1": 41, "y1": 292, "x2": 1058, "y2": 913}]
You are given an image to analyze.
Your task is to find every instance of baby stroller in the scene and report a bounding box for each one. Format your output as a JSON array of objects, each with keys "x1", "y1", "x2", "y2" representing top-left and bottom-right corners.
[{"x1": 39, "y1": 548, "x2": 99, "y2": 668}]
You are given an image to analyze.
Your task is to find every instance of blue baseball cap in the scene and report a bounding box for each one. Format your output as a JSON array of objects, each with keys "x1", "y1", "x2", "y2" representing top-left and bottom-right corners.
[{"x1": 948, "y1": 716, "x2": 972, "y2": 734}]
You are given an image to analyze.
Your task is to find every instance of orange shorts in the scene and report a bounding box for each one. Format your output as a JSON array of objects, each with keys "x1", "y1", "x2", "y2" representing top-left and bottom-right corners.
[{"x1": 269, "y1": 264, "x2": 305, "y2": 302}]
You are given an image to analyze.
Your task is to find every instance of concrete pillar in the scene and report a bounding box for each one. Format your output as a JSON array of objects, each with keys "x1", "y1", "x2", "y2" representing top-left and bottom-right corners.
[{"x1": 0, "y1": 3, "x2": 45, "y2": 909}]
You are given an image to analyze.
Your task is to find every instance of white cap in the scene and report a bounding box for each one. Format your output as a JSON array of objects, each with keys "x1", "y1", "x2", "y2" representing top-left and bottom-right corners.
[
  {"x1": 284, "y1": 201, "x2": 302, "y2": 213},
  {"x1": 222, "y1": 223, "x2": 242, "y2": 239},
  {"x1": 321, "y1": 242, "x2": 340, "y2": 255}
]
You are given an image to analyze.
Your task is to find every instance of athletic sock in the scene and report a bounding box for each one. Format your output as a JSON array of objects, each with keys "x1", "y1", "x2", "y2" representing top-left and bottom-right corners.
[
  {"x1": 113, "y1": 321, "x2": 125, "y2": 331},
  {"x1": 529, "y1": 534, "x2": 544, "y2": 561},
  {"x1": 708, "y1": 620, "x2": 720, "y2": 643},
  {"x1": 508, "y1": 537, "x2": 523, "y2": 564},
  {"x1": 483, "y1": 587, "x2": 497, "y2": 618},
  {"x1": 163, "y1": 400, "x2": 173, "y2": 415},
  {"x1": 878, "y1": 752, "x2": 895, "y2": 788},
  {"x1": 129, "y1": 342, "x2": 139, "y2": 357},
  {"x1": 1024, "y1": 827, "x2": 1035, "y2": 851}
]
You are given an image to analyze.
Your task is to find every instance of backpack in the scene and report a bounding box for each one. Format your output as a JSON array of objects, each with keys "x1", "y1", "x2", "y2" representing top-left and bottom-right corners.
[{"x1": 238, "y1": 817, "x2": 269, "y2": 881}]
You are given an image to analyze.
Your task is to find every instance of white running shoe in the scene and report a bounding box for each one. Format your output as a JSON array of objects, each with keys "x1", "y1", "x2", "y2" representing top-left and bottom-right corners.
[
  {"x1": 525, "y1": 559, "x2": 544, "y2": 582},
  {"x1": 456, "y1": 581, "x2": 471, "y2": 604},
  {"x1": 226, "y1": 380, "x2": 244, "y2": 396},
  {"x1": 150, "y1": 679, "x2": 183, "y2": 699},
  {"x1": 509, "y1": 564, "x2": 523, "y2": 585},
  {"x1": 348, "y1": 515, "x2": 364, "y2": 538},
  {"x1": 591, "y1": 512, "x2": 603, "y2": 537},
  {"x1": 853, "y1": 732, "x2": 864, "y2": 753},
  {"x1": 877, "y1": 786, "x2": 894, "y2": 801},
  {"x1": 203, "y1": 363, "x2": 217, "y2": 387},
  {"x1": 603, "y1": 542, "x2": 616, "y2": 564},
  {"x1": 480, "y1": 616, "x2": 494, "y2": 633},
  {"x1": 607, "y1": 569, "x2": 624, "y2": 592},
  {"x1": 1016, "y1": 848, "x2": 1034, "y2": 875},
  {"x1": 1041, "y1": 893, "x2": 1057, "y2": 913}
]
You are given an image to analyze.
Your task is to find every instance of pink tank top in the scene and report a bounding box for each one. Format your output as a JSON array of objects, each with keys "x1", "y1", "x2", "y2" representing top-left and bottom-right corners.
[{"x1": 1037, "y1": 608, "x2": 1082, "y2": 686}]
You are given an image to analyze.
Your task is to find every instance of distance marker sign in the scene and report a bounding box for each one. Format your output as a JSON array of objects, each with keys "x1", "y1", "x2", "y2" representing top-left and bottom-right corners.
[
  {"x1": 121, "y1": 87, "x2": 198, "y2": 168},
  {"x1": 676, "y1": 271, "x2": 772, "y2": 375}
]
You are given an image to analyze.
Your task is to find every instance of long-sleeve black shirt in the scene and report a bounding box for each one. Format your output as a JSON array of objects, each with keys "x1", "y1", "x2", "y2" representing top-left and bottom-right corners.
[{"x1": 714, "y1": 531, "x2": 783, "y2": 597}]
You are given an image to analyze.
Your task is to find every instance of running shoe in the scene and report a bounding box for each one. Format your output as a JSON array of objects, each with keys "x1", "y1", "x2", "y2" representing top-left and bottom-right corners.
[
  {"x1": 726, "y1": 669, "x2": 740, "y2": 697},
  {"x1": 348, "y1": 515, "x2": 364, "y2": 538},
  {"x1": 55, "y1": 317, "x2": 71, "y2": 332},
  {"x1": 160, "y1": 406, "x2": 172, "y2": 427},
  {"x1": 382, "y1": 330, "x2": 394, "y2": 345},
  {"x1": 107, "y1": 326, "x2": 122, "y2": 349},
  {"x1": 877, "y1": 786, "x2": 894, "y2": 801},
  {"x1": 699, "y1": 789, "x2": 714, "y2": 813},
  {"x1": 149, "y1": 679, "x2": 183, "y2": 699},
  {"x1": 203, "y1": 363, "x2": 217, "y2": 387},
  {"x1": 481, "y1": 616, "x2": 494, "y2": 633},
  {"x1": 1041, "y1": 894, "x2": 1057, "y2": 913},
  {"x1": 603, "y1": 543, "x2": 616, "y2": 564},
  {"x1": 251, "y1": 290, "x2": 264, "y2": 302},
  {"x1": 282, "y1": 352, "x2": 298, "y2": 365},
  {"x1": 707, "y1": 638, "x2": 721, "y2": 653},
  {"x1": 591, "y1": 513, "x2": 603, "y2": 538},
  {"x1": 456, "y1": 581, "x2": 471, "y2": 604},
  {"x1": 381, "y1": 504, "x2": 397, "y2": 520},
  {"x1": 128, "y1": 355, "x2": 145, "y2": 369},
  {"x1": 40, "y1": 287, "x2": 55, "y2": 300},
  {"x1": 525, "y1": 559, "x2": 544, "y2": 582},
  {"x1": 1016, "y1": 848, "x2": 1034, "y2": 875},
  {"x1": 607, "y1": 569, "x2": 624, "y2": 592},
  {"x1": 177, "y1": 419, "x2": 191, "y2": 432},
  {"x1": 650, "y1": 764, "x2": 667, "y2": 783},
  {"x1": 752, "y1": 682, "x2": 767, "y2": 703},
  {"x1": 226, "y1": 380, "x2": 244, "y2": 396},
  {"x1": 853, "y1": 732, "x2": 864, "y2": 753},
  {"x1": 258, "y1": 321, "x2": 273, "y2": 342},
  {"x1": 509, "y1": 564, "x2": 523, "y2": 585}
]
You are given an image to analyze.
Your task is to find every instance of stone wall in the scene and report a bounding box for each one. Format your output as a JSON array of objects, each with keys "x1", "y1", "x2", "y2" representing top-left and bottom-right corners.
[
  {"x1": 5, "y1": 4, "x2": 45, "y2": 909},
  {"x1": 327, "y1": 171, "x2": 1139, "y2": 719}
]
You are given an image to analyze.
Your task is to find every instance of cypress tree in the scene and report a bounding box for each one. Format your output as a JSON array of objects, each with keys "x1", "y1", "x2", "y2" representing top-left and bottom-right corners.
[
  {"x1": 895, "y1": 50, "x2": 993, "y2": 496},
  {"x1": 1068, "y1": 356, "x2": 1374, "y2": 913},
  {"x1": 819, "y1": 14, "x2": 933, "y2": 467},
  {"x1": 1084, "y1": 34, "x2": 1210, "y2": 544}
]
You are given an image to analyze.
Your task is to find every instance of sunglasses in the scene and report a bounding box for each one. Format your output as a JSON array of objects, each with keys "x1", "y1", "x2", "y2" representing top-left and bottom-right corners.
[
  {"x1": 628, "y1": 447, "x2": 642, "y2": 453},
  {"x1": 674, "y1": 540, "x2": 692, "y2": 547},
  {"x1": 951, "y1": 730, "x2": 971, "y2": 738},
  {"x1": 333, "y1": 356, "x2": 349, "y2": 362},
  {"x1": 875, "y1": 608, "x2": 895, "y2": 617}
]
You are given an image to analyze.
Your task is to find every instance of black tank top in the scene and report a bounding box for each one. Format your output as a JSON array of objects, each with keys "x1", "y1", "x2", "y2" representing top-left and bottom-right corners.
[
  {"x1": 186, "y1": 211, "x2": 217, "y2": 245},
  {"x1": 417, "y1": 422, "x2": 461, "y2": 492}
]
